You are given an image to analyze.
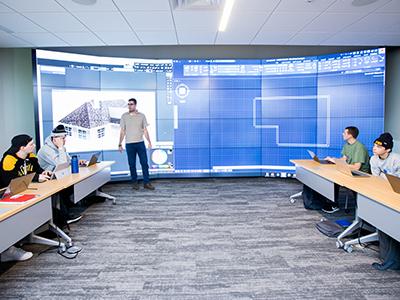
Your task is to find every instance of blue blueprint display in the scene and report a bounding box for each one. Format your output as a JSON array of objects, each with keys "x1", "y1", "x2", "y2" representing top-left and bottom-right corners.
[{"x1": 33, "y1": 49, "x2": 385, "y2": 179}]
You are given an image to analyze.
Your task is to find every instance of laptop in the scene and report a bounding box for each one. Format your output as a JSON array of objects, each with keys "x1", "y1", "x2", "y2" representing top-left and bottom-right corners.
[
  {"x1": 307, "y1": 150, "x2": 334, "y2": 164},
  {"x1": 81, "y1": 152, "x2": 100, "y2": 167},
  {"x1": 385, "y1": 174, "x2": 400, "y2": 193},
  {"x1": 0, "y1": 173, "x2": 35, "y2": 199},
  {"x1": 50, "y1": 162, "x2": 71, "y2": 180},
  {"x1": 335, "y1": 159, "x2": 370, "y2": 177}
]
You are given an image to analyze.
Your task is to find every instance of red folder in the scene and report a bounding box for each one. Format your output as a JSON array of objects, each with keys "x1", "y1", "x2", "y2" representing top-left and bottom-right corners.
[{"x1": 0, "y1": 194, "x2": 36, "y2": 203}]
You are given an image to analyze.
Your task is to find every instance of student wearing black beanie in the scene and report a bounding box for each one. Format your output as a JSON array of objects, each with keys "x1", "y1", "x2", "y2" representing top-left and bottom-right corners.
[
  {"x1": 0, "y1": 134, "x2": 51, "y2": 188},
  {"x1": 370, "y1": 132, "x2": 400, "y2": 271}
]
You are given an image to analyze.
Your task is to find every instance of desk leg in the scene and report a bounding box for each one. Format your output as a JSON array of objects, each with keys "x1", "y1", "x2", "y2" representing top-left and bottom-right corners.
[
  {"x1": 27, "y1": 233, "x2": 66, "y2": 250},
  {"x1": 289, "y1": 191, "x2": 302, "y2": 204},
  {"x1": 49, "y1": 223, "x2": 73, "y2": 247},
  {"x1": 342, "y1": 231, "x2": 379, "y2": 253},
  {"x1": 336, "y1": 216, "x2": 361, "y2": 248},
  {"x1": 96, "y1": 190, "x2": 116, "y2": 205}
]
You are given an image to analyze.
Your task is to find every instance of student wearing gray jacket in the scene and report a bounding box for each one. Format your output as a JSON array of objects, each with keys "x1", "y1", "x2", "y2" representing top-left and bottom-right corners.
[
  {"x1": 370, "y1": 132, "x2": 400, "y2": 271},
  {"x1": 38, "y1": 125, "x2": 71, "y2": 171}
]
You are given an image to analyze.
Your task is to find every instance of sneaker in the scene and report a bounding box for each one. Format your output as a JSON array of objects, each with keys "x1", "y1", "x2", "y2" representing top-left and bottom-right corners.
[
  {"x1": 144, "y1": 183, "x2": 155, "y2": 190},
  {"x1": 67, "y1": 214, "x2": 82, "y2": 224},
  {"x1": 1, "y1": 246, "x2": 33, "y2": 262},
  {"x1": 322, "y1": 205, "x2": 339, "y2": 214},
  {"x1": 132, "y1": 182, "x2": 140, "y2": 190}
]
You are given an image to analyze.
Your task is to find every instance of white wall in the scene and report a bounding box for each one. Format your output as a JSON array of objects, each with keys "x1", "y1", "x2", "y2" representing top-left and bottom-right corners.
[{"x1": 0, "y1": 48, "x2": 35, "y2": 155}]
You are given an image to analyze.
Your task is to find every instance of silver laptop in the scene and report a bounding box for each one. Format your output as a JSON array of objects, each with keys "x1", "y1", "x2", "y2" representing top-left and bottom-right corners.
[
  {"x1": 386, "y1": 174, "x2": 400, "y2": 194},
  {"x1": 51, "y1": 162, "x2": 71, "y2": 180},
  {"x1": 307, "y1": 150, "x2": 334, "y2": 165},
  {"x1": 81, "y1": 152, "x2": 100, "y2": 167},
  {"x1": 335, "y1": 159, "x2": 370, "y2": 177}
]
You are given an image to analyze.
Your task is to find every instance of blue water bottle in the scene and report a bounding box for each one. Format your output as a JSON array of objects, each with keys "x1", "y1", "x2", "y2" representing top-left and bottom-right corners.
[{"x1": 71, "y1": 155, "x2": 79, "y2": 174}]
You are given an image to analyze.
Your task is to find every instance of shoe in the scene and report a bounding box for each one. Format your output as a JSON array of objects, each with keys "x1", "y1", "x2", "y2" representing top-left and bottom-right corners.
[
  {"x1": 1, "y1": 246, "x2": 33, "y2": 262},
  {"x1": 144, "y1": 183, "x2": 155, "y2": 190},
  {"x1": 372, "y1": 260, "x2": 395, "y2": 271},
  {"x1": 322, "y1": 205, "x2": 339, "y2": 214},
  {"x1": 132, "y1": 182, "x2": 140, "y2": 190},
  {"x1": 67, "y1": 214, "x2": 82, "y2": 224}
]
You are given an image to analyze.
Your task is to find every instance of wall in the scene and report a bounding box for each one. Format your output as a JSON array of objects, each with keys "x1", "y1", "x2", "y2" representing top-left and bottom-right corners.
[
  {"x1": 384, "y1": 47, "x2": 400, "y2": 152},
  {"x1": 0, "y1": 48, "x2": 34, "y2": 155}
]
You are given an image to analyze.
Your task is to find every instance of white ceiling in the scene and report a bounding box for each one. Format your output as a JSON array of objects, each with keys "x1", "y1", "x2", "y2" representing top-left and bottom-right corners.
[{"x1": 0, "y1": 0, "x2": 399, "y2": 48}]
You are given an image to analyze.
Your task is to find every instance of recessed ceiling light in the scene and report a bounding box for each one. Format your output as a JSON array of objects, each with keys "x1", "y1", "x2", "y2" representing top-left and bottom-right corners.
[
  {"x1": 352, "y1": 0, "x2": 378, "y2": 7},
  {"x1": 71, "y1": 0, "x2": 97, "y2": 5}
]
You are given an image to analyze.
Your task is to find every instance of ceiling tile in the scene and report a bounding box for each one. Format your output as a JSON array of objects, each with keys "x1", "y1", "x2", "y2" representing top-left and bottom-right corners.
[
  {"x1": 177, "y1": 30, "x2": 216, "y2": 44},
  {"x1": 376, "y1": 0, "x2": 400, "y2": 12},
  {"x1": 113, "y1": 0, "x2": 171, "y2": 11},
  {"x1": 74, "y1": 12, "x2": 131, "y2": 31},
  {"x1": 95, "y1": 31, "x2": 141, "y2": 45},
  {"x1": 225, "y1": 11, "x2": 269, "y2": 32},
  {"x1": 13, "y1": 32, "x2": 69, "y2": 46},
  {"x1": 56, "y1": 31, "x2": 104, "y2": 46},
  {"x1": 23, "y1": 12, "x2": 88, "y2": 32},
  {"x1": 371, "y1": 33, "x2": 400, "y2": 45},
  {"x1": 327, "y1": 0, "x2": 392, "y2": 13},
  {"x1": 345, "y1": 13, "x2": 400, "y2": 33},
  {"x1": 260, "y1": 12, "x2": 319, "y2": 32},
  {"x1": 288, "y1": 31, "x2": 331, "y2": 45},
  {"x1": 275, "y1": 0, "x2": 337, "y2": 13},
  {"x1": 233, "y1": 0, "x2": 280, "y2": 12},
  {"x1": 216, "y1": 29, "x2": 256, "y2": 44},
  {"x1": 56, "y1": 0, "x2": 117, "y2": 12},
  {"x1": 252, "y1": 31, "x2": 295, "y2": 45},
  {"x1": 0, "y1": 0, "x2": 65, "y2": 12},
  {"x1": 0, "y1": 13, "x2": 46, "y2": 33},
  {"x1": 303, "y1": 12, "x2": 365, "y2": 32},
  {"x1": 0, "y1": 2, "x2": 13, "y2": 12},
  {"x1": 0, "y1": 31, "x2": 33, "y2": 47},
  {"x1": 123, "y1": 11, "x2": 174, "y2": 31},
  {"x1": 136, "y1": 30, "x2": 177, "y2": 45},
  {"x1": 321, "y1": 32, "x2": 381, "y2": 45},
  {"x1": 173, "y1": 11, "x2": 220, "y2": 30}
]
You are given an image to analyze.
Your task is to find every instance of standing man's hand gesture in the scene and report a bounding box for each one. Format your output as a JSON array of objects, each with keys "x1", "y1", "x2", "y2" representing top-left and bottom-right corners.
[{"x1": 118, "y1": 144, "x2": 124, "y2": 153}]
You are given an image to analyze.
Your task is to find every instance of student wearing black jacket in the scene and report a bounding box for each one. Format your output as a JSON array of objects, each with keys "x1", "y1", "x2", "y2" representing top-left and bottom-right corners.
[{"x1": 0, "y1": 134, "x2": 51, "y2": 263}]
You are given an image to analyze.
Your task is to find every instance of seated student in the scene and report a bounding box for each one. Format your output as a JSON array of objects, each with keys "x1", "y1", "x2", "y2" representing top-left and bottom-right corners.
[
  {"x1": 370, "y1": 132, "x2": 400, "y2": 271},
  {"x1": 303, "y1": 126, "x2": 370, "y2": 213},
  {"x1": 0, "y1": 134, "x2": 50, "y2": 263},
  {"x1": 37, "y1": 125, "x2": 70, "y2": 171},
  {"x1": 37, "y1": 125, "x2": 81, "y2": 225}
]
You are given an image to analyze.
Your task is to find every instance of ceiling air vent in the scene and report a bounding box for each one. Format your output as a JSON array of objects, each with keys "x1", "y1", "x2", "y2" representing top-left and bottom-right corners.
[{"x1": 171, "y1": 0, "x2": 223, "y2": 11}]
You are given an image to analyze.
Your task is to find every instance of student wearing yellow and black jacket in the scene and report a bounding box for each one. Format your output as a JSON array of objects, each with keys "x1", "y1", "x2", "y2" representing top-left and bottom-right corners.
[
  {"x1": 0, "y1": 134, "x2": 51, "y2": 187},
  {"x1": 0, "y1": 134, "x2": 51, "y2": 263}
]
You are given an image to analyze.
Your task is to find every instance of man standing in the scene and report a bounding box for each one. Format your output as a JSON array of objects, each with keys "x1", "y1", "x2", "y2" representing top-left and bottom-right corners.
[{"x1": 119, "y1": 98, "x2": 155, "y2": 190}]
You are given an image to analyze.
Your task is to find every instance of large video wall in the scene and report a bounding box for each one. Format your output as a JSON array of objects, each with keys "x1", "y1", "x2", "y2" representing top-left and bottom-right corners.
[{"x1": 33, "y1": 48, "x2": 385, "y2": 179}]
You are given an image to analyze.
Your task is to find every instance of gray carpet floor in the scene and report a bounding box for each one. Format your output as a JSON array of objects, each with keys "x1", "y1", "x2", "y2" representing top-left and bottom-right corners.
[{"x1": 1, "y1": 178, "x2": 399, "y2": 299}]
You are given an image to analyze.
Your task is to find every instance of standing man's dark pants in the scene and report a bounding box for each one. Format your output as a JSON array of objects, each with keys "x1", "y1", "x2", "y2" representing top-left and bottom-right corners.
[{"x1": 126, "y1": 141, "x2": 150, "y2": 184}]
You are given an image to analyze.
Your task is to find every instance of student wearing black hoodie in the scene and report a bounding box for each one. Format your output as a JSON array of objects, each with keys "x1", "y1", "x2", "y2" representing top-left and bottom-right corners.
[{"x1": 0, "y1": 134, "x2": 51, "y2": 263}]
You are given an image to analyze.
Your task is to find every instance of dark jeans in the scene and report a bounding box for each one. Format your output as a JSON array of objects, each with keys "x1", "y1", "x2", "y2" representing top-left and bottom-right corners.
[{"x1": 126, "y1": 141, "x2": 150, "y2": 184}]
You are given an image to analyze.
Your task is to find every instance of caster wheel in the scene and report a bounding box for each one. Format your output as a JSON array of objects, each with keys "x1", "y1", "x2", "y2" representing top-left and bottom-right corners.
[
  {"x1": 336, "y1": 241, "x2": 343, "y2": 248},
  {"x1": 290, "y1": 198, "x2": 296, "y2": 204},
  {"x1": 344, "y1": 245, "x2": 353, "y2": 253}
]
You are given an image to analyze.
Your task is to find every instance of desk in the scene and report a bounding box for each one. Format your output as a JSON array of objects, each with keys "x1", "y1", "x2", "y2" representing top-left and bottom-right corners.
[
  {"x1": 0, "y1": 161, "x2": 115, "y2": 254},
  {"x1": 291, "y1": 159, "x2": 400, "y2": 252}
]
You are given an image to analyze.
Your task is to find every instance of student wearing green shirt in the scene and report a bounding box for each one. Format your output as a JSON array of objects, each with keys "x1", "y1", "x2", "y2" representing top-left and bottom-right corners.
[
  {"x1": 303, "y1": 126, "x2": 370, "y2": 213},
  {"x1": 324, "y1": 126, "x2": 370, "y2": 212}
]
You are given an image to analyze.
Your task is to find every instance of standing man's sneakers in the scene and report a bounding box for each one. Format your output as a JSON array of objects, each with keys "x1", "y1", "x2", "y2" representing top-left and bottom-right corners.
[
  {"x1": 144, "y1": 183, "x2": 155, "y2": 190},
  {"x1": 132, "y1": 182, "x2": 140, "y2": 190},
  {"x1": 66, "y1": 214, "x2": 82, "y2": 225},
  {"x1": 1, "y1": 246, "x2": 33, "y2": 262}
]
